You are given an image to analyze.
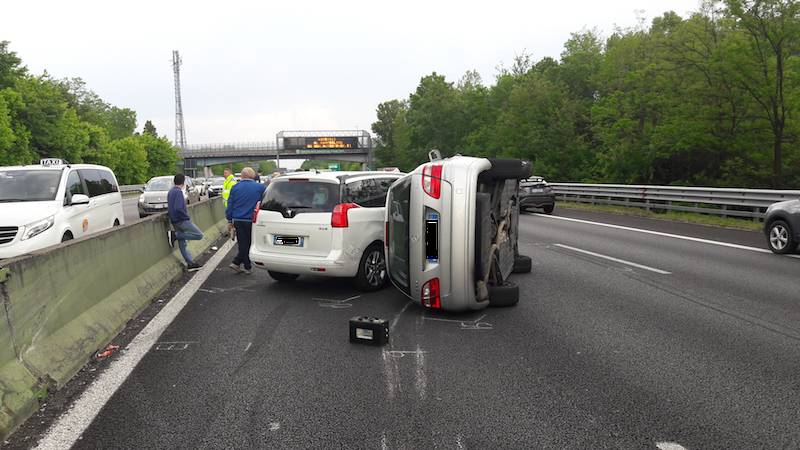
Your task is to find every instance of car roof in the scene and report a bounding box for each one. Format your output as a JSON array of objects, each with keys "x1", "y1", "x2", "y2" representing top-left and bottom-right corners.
[
  {"x1": 0, "y1": 163, "x2": 113, "y2": 171},
  {"x1": 277, "y1": 170, "x2": 405, "y2": 183}
]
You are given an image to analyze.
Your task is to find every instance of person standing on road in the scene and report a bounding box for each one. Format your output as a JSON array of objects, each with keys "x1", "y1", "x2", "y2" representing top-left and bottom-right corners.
[
  {"x1": 222, "y1": 168, "x2": 237, "y2": 207},
  {"x1": 167, "y1": 173, "x2": 204, "y2": 272},
  {"x1": 226, "y1": 167, "x2": 266, "y2": 274}
]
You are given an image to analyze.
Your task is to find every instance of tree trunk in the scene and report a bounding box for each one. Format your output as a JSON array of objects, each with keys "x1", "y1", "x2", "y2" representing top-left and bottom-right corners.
[{"x1": 772, "y1": 132, "x2": 782, "y2": 188}]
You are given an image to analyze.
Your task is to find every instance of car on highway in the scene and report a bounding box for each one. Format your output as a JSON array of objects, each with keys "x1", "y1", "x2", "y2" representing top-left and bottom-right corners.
[
  {"x1": 764, "y1": 198, "x2": 800, "y2": 254},
  {"x1": 519, "y1": 176, "x2": 555, "y2": 214},
  {"x1": 138, "y1": 175, "x2": 201, "y2": 218},
  {"x1": 0, "y1": 159, "x2": 125, "y2": 259},
  {"x1": 207, "y1": 177, "x2": 225, "y2": 197},
  {"x1": 250, "y1": 170, "x2": 404, "y2": 290},
  {"x1": 385, "y1": 153, "x2": 532, "y2": 311}
]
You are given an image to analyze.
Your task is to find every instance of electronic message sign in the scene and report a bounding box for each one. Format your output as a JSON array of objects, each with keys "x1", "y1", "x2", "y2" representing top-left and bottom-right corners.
[{"x1": 283, "y1": 136, "x2": 359, "y2": 150}]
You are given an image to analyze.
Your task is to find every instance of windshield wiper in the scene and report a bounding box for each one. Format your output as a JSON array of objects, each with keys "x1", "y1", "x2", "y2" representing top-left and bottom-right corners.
[{"x1": 284, "y1": 205, "x2": 311, "y2": 209}]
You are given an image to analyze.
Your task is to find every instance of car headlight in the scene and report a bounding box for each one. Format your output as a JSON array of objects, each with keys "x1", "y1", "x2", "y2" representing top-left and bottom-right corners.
[
  {"x1": 139, "y1": 194, "x2": 145, "y2": 203},
  {"x1": 21, "y1": 216, "x2": 55, "y2": 241}
]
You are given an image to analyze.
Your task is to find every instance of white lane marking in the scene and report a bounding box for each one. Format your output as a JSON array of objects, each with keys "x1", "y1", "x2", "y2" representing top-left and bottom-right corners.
[
  {"x1": 554, "y1": 243, "x2": 672, "y2": 275},
  {"x1": 656, "y1": 442, "x2": 688, "y2": 450},
  {"x1": 456, "y1": 434, "x2": 465, "y2": 449},
  {"x1": 532, "y1": 213, "x2": 800, "y2": 259},
  {"x1": 35, "y1": 239, "x2": 235, "y2": 450},
  {"x1": 414, "y1": 344, "x2": 427, "y2": 400},
  {"x1": 268, "y1": 422, "x2": 280, "y2": 431},
  {"x1": 390, "y1": 301, "x2": 412, "y2": 332},
  {"x1": 381, "y1": 432, "x2": 388, "y2": 450},
  {"x1": 244, "y1": 342, "x2": 252, "y2": 352}
]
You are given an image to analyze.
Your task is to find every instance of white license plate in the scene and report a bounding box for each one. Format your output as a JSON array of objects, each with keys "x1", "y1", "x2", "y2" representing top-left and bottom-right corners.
[{"x1": 274, "y1": 236, "x2": 303, "y2": 246}]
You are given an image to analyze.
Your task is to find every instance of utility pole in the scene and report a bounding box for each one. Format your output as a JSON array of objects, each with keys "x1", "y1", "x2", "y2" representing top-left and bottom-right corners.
[{"x1": 172, "y1": 50, "x2": 187, "y2": 149}]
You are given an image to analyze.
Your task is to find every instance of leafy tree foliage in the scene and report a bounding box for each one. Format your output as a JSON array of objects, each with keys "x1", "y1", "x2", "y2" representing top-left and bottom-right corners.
[
  {"x1": 373, "y1": 3, "x2": 800, "y2": 188},
  {"x1": 0, "y1": 42, "x2": 180, "y2": 183}
]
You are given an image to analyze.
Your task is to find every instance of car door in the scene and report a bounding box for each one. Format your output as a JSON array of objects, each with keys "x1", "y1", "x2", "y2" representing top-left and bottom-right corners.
[
  {"x1": 99, "y1": 169, "x2": 123, "y2": 226},
  {"x1": 79, "y1": 169, "x2": 109, "y2": 234},
  {"x1": 63, "y1": 169, "x2": 90, "y2": 238},
  {"x1": 344, "y1": 176, "x2": 401, "y2": 251}
]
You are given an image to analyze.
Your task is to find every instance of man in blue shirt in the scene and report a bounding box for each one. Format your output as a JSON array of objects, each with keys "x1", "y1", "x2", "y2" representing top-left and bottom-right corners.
[
  {"x1": 226, "y1": 167, "x2": 266, "y2": 274},
  {"x1": 168, "y1": 173, "x2": 204, "y2": 272}
]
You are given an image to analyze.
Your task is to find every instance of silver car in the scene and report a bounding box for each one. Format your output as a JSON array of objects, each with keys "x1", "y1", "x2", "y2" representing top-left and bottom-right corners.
[
  {"x1": 138, "y1": 176, "x2": 201, "y2": 218},
  {"x1": 385, "y1": 153, "x2": 532, "y2": 312},
  {"x1": 764, "y1": 198, "x2": 800, "y2": 254}
]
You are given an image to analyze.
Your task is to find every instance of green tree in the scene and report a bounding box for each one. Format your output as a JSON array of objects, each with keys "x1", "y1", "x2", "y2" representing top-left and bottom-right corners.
[
  {"x1": 136, "y1": 133, "x2": 178, "y2": 178},
  {"x1": 108, "y1": 136, "x2": 149, "y2": 184},
  {"x1": 0, "y1": 41, "x2": 26, "y2": 89},
  {"x1": 143, "y1": 120, "x2": 157, "y2": 136}
]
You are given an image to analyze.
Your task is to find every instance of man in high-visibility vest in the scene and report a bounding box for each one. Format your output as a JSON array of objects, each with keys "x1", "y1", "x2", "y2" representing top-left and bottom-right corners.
[{"x1": 222, "y1": 168, "x2": 237, "y2": 207}]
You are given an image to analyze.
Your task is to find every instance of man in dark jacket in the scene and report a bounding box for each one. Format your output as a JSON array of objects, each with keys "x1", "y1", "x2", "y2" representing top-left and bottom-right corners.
[
  {"x1": 168, "y1": 173, "x2": 204, "y2": 272},
  {"x1": 226, "y1": 167, "x2": 266, "y2": 274}
]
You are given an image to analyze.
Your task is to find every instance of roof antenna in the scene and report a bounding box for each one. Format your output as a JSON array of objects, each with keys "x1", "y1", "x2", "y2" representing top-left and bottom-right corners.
[{"x1": 428, "y1": 149, "x2": 442, "y2": 161}]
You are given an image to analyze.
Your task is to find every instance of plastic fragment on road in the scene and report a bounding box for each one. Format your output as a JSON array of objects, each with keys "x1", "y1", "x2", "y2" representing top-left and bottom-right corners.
[
  {"x1": 95, "y1": 344, "x2": 120, "y2": 360},
  {"x1": 349, "y1": 317, "x2": 389, "y2": 346}
]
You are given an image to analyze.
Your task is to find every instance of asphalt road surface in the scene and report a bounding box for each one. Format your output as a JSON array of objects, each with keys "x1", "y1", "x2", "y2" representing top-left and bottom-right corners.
[{"x1": 39, "y1": 209, "x2": 800, "y2": 449}]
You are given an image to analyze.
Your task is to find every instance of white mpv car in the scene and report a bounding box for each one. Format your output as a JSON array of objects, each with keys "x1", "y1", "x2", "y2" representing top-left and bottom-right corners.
[
  {"x1": 0, "y1": 159, "x2": 125, "y2": 259},
  {"x1": 250, "y1": 170, "x2": 403, "y2": 290}
]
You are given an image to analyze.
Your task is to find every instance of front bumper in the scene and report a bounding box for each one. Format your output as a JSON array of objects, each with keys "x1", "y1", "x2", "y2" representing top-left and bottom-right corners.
[
  {"x1": 249, "y1": 248, "x2": 358, "y2": 277},
  {"x1": 0, "y1": 226, "x2": 60, "y2": 259},
  {"x1": 138, "y1": 203, "x2": 169, "y2": 216}
]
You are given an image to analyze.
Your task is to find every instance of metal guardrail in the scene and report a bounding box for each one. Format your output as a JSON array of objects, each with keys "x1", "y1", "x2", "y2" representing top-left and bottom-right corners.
[
  {"x1": 551, "y1": 183, "x2": 800, "y2": 220},
  {"x1": 119, "y1": 185, "x2": 144, "y2": 196}
]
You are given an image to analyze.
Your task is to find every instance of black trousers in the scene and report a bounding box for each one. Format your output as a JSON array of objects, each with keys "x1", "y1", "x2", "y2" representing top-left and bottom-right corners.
[{"x1": 233, "y1": 221, "x2": 253, "y2": 269}]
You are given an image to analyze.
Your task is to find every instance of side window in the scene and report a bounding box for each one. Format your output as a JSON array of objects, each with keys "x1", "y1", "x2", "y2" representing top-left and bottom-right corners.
[
  {"x1": 81, "y1": 169, "x2": 107, "y2": 197},
  {"x1": 375, "y1": 178, "x2": 398, "y2": 204},
  {"x1": 64, "y1": 171, "x2": 85, "y2": 203},
  {"x1": 99, "y1": 170, "x2": 119, "y2": 193},
  {"x1": 345, "y1": 178, "x2": 389, "y2": 208}
]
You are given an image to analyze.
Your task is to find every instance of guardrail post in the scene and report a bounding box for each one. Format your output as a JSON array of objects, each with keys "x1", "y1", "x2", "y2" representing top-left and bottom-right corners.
[{"x1": 721, "y1": 204, "x2": 727, "y2": 219}]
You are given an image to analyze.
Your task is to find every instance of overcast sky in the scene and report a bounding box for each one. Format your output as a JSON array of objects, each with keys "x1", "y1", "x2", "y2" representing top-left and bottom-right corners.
[{"x1": 3, "y1": 0, "x2": 700, "y2": 147}]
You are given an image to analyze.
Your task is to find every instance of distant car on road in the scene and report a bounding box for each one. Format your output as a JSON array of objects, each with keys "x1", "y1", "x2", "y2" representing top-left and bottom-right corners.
[
  {"x1": 138, "y1": 176, "x2": 201, "y2": 218},
  {"x1": 250, "y1": 170, "x2": 404, "y2": 290},
  {"x1": 385, "y1": 153, "x2": 532, "y2": 311},
  {"x1": 764, "y1": 198, "x2": 800, "y2": 254},
  {"x1": 519, "y1": 176, "x2": 555, "y2": 214},
  {"x1": 207, "y1": 177, "x2": 225, "y2": 197},
  {"x1": 0, "y1": 159, "x2": 125, "y2": 259}
]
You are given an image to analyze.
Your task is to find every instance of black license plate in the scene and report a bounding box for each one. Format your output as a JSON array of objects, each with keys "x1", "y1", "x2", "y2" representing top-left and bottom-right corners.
[
  {"x1": 274, "y1": 236, "x2": 302, "y2": 246},
  {"x1": 425, "y1": 214, "x2": 438, "y2": 262}
]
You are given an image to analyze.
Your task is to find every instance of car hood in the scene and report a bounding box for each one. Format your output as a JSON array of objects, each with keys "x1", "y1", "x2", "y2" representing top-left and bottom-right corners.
[
  {"x1": 768, "y1": 199, "x2": 800, "y2": 212},
  {"x1": 142, "y1": 191, "x2": 170, "y2": 203},
  {"x1": 0, "y1": 201, "x2": 60, "y2": 226}
]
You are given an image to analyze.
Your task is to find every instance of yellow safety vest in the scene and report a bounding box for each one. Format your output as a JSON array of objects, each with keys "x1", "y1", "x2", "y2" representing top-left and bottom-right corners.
[{"x1": 222, "y1": 175, "x2": 237, "y2": 206}]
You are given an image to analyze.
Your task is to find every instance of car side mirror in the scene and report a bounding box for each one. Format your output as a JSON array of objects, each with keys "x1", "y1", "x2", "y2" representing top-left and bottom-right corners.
[{"x1": 71, "y1": 194, "x2": 90, "y2": 205}]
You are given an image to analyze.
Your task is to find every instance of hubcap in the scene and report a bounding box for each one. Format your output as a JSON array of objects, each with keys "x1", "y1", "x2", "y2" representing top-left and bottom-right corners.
[
  {"x1": 364, "y1": 250, "x2": 386, "y2": 286},
  {"x1": 770, "y1": 225, "x2": 789, "y2": 250}
]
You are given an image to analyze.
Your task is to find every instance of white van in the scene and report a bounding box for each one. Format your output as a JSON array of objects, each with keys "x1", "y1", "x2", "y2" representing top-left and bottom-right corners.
[
  {"x1": 250, "y1": 170, "x2": 404, "y2": 290},
  {"x1": 0, "y1": 159, "x2": 125, "y2": 259}
]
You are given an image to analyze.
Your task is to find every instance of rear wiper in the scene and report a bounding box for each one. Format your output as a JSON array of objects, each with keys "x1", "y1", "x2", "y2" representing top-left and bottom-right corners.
[
  {"x1": 0, "y1": 199, "x2": 32, "y2": 202},
  {"x1": 284, "y1": 206, "x2": 311, "y2": 209}
]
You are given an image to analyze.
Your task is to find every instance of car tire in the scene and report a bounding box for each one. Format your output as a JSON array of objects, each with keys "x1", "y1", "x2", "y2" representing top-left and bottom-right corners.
[
  {"x1": 479, "y1": 158, "x2": 533, "y2": 181},
  {"x1": 766, "y1": 220, "x2": 796, "y2": 254},
  {"x1": 543, "y1": 204, "x2": 555, "y2": 214},
  {"x1": 113, "y1": 219, "x2": 120, "y2": 227},
  {"x1": 488, "y1": 281, "x2": 519, "y2": 307},
  {"x1": 268, "y1": 271, "x2": 299, "y2": 282},
  {"x1": 354, "y1": 243, "x2": 388, "y2": 291},
  {"x1": 512, "y1": 255, "x2": 532, "y2": 274},
  {"x1": 61, "y1": 232, "x2": 73, "y2": 242}
]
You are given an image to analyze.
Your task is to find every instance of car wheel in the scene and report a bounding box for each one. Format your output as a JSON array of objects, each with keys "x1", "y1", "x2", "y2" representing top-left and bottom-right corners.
[
  {"x1": 61, "y1": 232, "x2": 73, "y2": 242},
  {"x1": 138, "y1": 212, "x2": 146, "y2": 219},
  {"x1": 113, "y1": 219, "x2": 120, "y2": 227},
  {"x1": 355, "y1": 243, "x2": 388, "y2": 291},
  {"x1": 268, "y1": 271, "x2": 299, "y2": 282},
  {"x1": 488, "y1": 280, "x2": 519, "y2": 307},
  {"x1": 543, "y1": 204, "x2": 555, "y2": 214},
  {"x1": 512, "y1": 255, "x2": 532, "y2": 274},
  {"x1": 767, "y1": 220, "x2": 796, "y2": 254}
]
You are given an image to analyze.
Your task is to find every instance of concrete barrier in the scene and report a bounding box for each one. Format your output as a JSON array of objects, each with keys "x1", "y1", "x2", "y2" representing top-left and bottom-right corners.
[{"x1": 0, "y1": 197, "x2": 227, "y2": 440}]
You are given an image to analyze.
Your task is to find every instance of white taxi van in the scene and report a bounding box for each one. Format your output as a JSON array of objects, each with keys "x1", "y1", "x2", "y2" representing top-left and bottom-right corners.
[{"x1": 0, "y1": 159, "x2": 125, "y2": 259}]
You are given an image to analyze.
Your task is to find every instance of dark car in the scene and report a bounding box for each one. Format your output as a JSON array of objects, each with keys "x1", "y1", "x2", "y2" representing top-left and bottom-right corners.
[
  {"x1": 764, "y1": 198, "x2": 800, "y2": 254},
  {"x1": 519, "y1": 176, "x2": 555, "y2": 214}
]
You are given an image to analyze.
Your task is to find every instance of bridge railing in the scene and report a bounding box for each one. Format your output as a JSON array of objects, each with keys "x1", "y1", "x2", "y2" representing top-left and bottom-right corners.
[{"x1": 551, "y1": 183, "x2": 800, "y2": 220}]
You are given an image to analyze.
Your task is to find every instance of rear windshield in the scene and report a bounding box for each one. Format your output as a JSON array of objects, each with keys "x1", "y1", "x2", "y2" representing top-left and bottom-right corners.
[
  {"x1": 0, "y1": 169, "x2": 62, "y2": 202},
  {"x1": 260, "y1": 180, "x2": 341, "y2": 217},
  {"x1": 387, "y1": 176, "x2": 411, "y2": 295}
]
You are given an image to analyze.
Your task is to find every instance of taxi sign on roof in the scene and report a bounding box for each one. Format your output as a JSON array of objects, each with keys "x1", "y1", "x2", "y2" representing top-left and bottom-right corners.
[{"x1": 40, "y1": 158, "x2": 66, "y2": 166}]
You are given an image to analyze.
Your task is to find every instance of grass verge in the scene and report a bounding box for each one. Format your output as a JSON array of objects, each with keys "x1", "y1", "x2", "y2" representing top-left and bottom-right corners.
[{"x1": 556, "y1": 201, "x2": 763, "y2": 232}]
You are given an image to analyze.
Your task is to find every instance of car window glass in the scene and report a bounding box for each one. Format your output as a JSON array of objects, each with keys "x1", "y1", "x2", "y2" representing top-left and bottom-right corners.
[
  {"x1": 65, "y1": 171, "x2": 85, "y2": 201},
  {"x1": 261, "y1": 181, "x2": 341, "y2": 216},
  {"x1": 99, "y1": 170, "x2": 119, "y2": 192},
  {"x1": 81, "y1": 169, "x2": 108, "y2": 197},
  {"x1": 344, "y1": 178, "x2": 389, "y2": 207}
]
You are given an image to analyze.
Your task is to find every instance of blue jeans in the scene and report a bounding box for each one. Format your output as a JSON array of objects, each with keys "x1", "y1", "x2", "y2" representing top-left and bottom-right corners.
[{"x1": 173, "y1": 220, "x2": 203, "y2": 264}]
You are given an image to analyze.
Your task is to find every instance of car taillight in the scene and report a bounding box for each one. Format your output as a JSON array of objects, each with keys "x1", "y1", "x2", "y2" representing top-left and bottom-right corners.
[
  {"x1": 331, "y1": 203, "x2": 360, "y2": 228},
  {"x1": 421, "y1": 278, "x2": 441, "y2": 309},
  {"x1": 422, "y1": 164, "x2": 443, "y2": 199},
  {"x1": 252, "y1": 201, "x2": 261, "y2": 223}
]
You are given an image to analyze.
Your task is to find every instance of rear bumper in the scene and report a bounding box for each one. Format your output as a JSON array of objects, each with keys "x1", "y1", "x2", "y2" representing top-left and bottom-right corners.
[
  {"x1": 249, "y1": 248, "x2": 358, "y2": 277},
  {"x1": 520, "y1": 193, "x2": 555, "y2": 208}
]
